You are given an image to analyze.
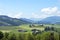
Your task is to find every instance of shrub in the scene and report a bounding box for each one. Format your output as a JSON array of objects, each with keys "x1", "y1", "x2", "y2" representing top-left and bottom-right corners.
[
  {"x1": 41, "y1": 32, "x2": 59, "y2": 40},
  {"x1": 27, "y1": 33, "x2": 34, "y2": 40},
  {"x1": 54, "y1": 32, "x2": 59, "y2": 40},
  {"x1": 41, "y1": 32, "x2": 50, "y2": 40},
  {"x1": 59, "y1": 33, "x2": 60, "y2": 40},
  {"x1": 0, "y1": 31, "x2": 4, "y2": 40},
  {"x1": 4, "y1": 32, "x2": 9, "y2": 39},
  {"x1": 8, "y1": 33, "x2": 17, "y2": 40},
  {"x1": 35, "y1": 34, "x2": 41, "y2": 40},
  {"x1": 18, "y1": 33, "x2": 28, "y2": 40}
]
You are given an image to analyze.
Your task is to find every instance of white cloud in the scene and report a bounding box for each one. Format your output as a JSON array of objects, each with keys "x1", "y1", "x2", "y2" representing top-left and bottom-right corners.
[
  {"x1": 7, "y1": 12, "x2": 23, "y2": 18},
  {"x1": 32, "y1": 7, "x2": 60, "y2": 19},
  {"x1": 0, "y1": 7, "x2": 60, "y2": 19},
  {"x1": 41, "y1": 7, "x2": 58, "y2": 15},
  {"x1": 32, "y1": 13, "x2": 53, "y2": 19},
  {"x1": 13, "y1": 12, "x2": 23, "y2": 18},
  {"x1": 0, "y1": 10, "x2": 23, "y2": 18},
  {"x1": 40, "y1": 7, "x2": 60, "y2": 18},
  {"x1": 32, "y1": 13, "x2": 40, "y2": 18}
]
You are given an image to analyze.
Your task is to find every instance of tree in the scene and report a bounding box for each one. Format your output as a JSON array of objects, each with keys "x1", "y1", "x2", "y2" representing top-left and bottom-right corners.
[
  {"x1": 0, "y1": 31, "x2": 4, "y2": 40},
  {"x1": 35, "y1": 34, "x2": 41, "y2": 40},
  {"x1": 59, "y1": 33, "x2": 60, "y2": 40},
  {"x1": 8, "y1": 33, "x2": 17, "y2": 40},
  {"x1": 44, "y1": 27, "x2": 51, "y2": 31},
  {"x1": 49, "y1": 32, "x2": 54, "y2": 40},
  {"x1": 29, "y1": 24, "x2": 32, "y2": 27},
  {"x1": 27, "y1": 33, "x2": 34, "y2": 40},
  {"x1": 41, "y1": 32, "x2": 50, "y2": 40},
  {"x1": 4, "y1": 32, "x2": 9, "y2": 39},
  {"x1": 18, "y1": 33, "x2": 28, "y2": 40},
  {"x1": 51, "y1": 27, "x2": 55, "y2": 31}
]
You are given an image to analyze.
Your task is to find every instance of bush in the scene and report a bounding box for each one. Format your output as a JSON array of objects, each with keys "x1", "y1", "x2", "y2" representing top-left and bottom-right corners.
[
  {"x1": 41, "y1": 32, "x2": 50, "y2": 40},
  {"x1": 8, "y1": 33, "x2": 17, "y2": 40},
  {"x1": 18, "y1": 33, "x2": 28, "y2": 40},
  {"x1": 54, "y1": 32, "x2": 59, "y2": 40},
  {"x1": 35, "y1": 34, "x2": 41, "y2": 40},
  {"x1": 59, "y1": 33, "x2": 60, "y2": 40},
  {"x1": 4, "y1": 32, "x2": 9, "y2": 40},
  {"x1": 0, "y1": 31, "x2": 59, "y2": 40},
  {"x1": 0, "y1": 31, "x2": 4, "y2": 40},
  {"x1": 27, "y1": 33, "x2": 34, "y2": 40},
  {"x1": 41, "y1": 32, "x2": 59, "y2": 40}
]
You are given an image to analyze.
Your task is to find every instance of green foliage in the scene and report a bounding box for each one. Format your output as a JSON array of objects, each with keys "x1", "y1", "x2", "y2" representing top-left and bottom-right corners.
[
  {"x1": 41, "y1": 32, "x2": 50, "y2": 40},
  {"x1": 35, "y1": 34, "x2": 41, "y2": 40},
  {"x1": 41, "y1": 32, "x2": 59, "y2": 40},
  {"x1": 27, "y1": 33, "x2": 34, "y2": 40},
  {"x1": 18, "y1": 33, "x2": 27, "y2": 40},
  {"x1": 54, "y1": 32, "x2": 59, "y2": 40},
  {"x1": 2, "y1": 32, "x2": 9, "y2": 40},
  {"x1": 59, "y1": 33, "x2": 60, "y2": 40},
  {"x1": 0, "y1": 31, "x2": 4, "y2": 40},
  {"x1": 4, "y1": 32, "x2": 9, "y2": 39},
  {"x1": 0, "y1": 31, "x2": 59, "y2": 40},
  {"x1": 0, "y1": 24, "x2": 60, "y2": 40},
  {"x1": 8, "y1": 33, "x2": 17, "y2": 40}
]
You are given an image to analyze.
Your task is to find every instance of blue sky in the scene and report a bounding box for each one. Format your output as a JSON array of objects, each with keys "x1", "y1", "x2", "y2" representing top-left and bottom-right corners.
[{"x1": 0, "y1": 0, "x2": 60, "y2": 19}]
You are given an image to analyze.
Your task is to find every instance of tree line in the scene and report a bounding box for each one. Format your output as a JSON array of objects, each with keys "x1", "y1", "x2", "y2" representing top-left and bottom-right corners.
[{"x1": 0, "y1": 31, "x2": 59, "y2": 40}]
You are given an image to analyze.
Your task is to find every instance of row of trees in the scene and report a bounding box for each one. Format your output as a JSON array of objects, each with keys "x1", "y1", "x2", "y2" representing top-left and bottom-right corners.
[{"x1": 0, "y1": 31, "x2": 59, "y2": 40}]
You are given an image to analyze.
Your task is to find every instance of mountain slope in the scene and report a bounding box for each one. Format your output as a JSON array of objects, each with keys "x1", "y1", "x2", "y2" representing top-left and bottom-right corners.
[
  {"x1": 0, "y1": 15, "x2": 32, "y2": 26},
  {"x1": 19, "y1": 18, "x2": 34, "y2": 23},
  {"x1": 38, "y1": 16, "x2": 60, "y2": 24}
]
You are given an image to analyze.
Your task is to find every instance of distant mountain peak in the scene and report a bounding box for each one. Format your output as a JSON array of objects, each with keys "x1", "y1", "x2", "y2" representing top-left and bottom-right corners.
[
  {"x1": 0, "y1": 15, "x2": 33, "y2": 26},
  {"x1": 38, "y1": 16, "x2": 60, "y2": 24}
]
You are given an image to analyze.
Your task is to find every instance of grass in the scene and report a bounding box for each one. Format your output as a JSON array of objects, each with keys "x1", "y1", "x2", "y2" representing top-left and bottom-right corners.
[
  {"x1": 0, "y1": 24, "x2": 60, "y2": 32},
  {"x1": 44, "y1": 24, "x2": 60, "y2": 28},
  {"x1": 19, "y1": 24, "x2": 45, "y2": 31},
  {"x1": 0, "y1": 26, "x2": 19, "y2": 32}
]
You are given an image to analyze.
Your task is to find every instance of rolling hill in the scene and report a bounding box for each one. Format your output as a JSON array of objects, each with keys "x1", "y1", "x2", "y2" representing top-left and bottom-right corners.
[
  {"x1": 0, "y1": 15, "x2": 32, "y2": 26},
  {"x1": 0, "y1": 15, "x2": 60, "y2": 26},
  {"x1": 19, "y1": 18, "x2": 34, "y2": 23},
  {"x1": 37, "y1": 16, "x2": 60, "y2": 24}
]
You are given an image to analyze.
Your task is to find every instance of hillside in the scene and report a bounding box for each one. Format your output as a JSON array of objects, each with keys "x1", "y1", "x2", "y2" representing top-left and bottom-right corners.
[
  {"x1": 38, "y1": 16, "x2": 60, "y2": 24},
  {"x1": 19, "y1": 18, "x2": 34, "y2": 24},
  {"x1": 0, "y1": 15, "x2": 32, "y2": 26}
]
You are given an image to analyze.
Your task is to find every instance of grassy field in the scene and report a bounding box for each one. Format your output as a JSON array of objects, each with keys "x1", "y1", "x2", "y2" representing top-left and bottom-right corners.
[
  {"x1": 44, "y1": 24, "x2": 60, "y2": 28},
  {"x1": 0, "y1": 26, "x2": 19, "y2": 32},
  {"x1": 0, "y1": 24, "x2": 60, "y2": 32}
]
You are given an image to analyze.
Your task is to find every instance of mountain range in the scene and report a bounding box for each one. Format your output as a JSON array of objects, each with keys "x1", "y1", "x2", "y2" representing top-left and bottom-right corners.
[
  {"x1": 0, "y1": 15, "x2": 33, "y2": 26},
  {"x1": 37, "y1": 16, "x2": 60, "y2": 24},
  {"x1": 0, "y1": 15, "x2": 60, "y2": 26}
]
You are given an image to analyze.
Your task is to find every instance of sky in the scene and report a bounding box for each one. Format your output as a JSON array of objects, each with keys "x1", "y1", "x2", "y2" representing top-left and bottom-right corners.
[{"x1": 0, "y1": 0, "x2": 60, "y2": 19}]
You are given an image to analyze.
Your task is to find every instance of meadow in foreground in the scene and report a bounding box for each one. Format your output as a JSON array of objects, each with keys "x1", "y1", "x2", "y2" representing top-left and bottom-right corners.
[{"x1": 0, "y1": 24, "x2": 60, "y2": 40}]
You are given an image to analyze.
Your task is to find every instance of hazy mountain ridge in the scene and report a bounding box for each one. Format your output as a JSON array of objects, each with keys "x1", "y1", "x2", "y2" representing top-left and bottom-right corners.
[
  {"x1": 0, "y1": 15, "x2": 33, "y2": 26},
  {"x1": 0, "y1": 15, "x2": 60, "y2": 26},
  {"x1": 38, "y1": 16, "x2": 60, "y2": 24},
  {"x1": 19, "y1": 18, "x2": 34, "y2": 23}
]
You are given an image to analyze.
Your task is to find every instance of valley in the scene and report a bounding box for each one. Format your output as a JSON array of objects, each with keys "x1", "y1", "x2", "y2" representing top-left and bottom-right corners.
[
  {"x1": 0, "y1": 15, "x2": 60, "y2": 40},
  {"x1": 0, "y1": 24, "x2": 60, "y2": 33}
]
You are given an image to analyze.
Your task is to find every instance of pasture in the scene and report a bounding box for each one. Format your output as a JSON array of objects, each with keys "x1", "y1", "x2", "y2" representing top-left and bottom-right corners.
[
  {"x1": 0, "y1": 24, "x2": 60, "y2": 33},
  {"x1": 0, "y1": 24, "x2": 60, "y2": 40}
]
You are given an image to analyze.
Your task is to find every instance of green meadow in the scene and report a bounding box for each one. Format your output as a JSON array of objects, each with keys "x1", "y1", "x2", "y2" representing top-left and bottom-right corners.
[
  {"x1": 0, "y1": 24, "x2": 60, "y2": 40},
  {"x1": 0, "y1": 24, "x2": 60, "y2": 33}
]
